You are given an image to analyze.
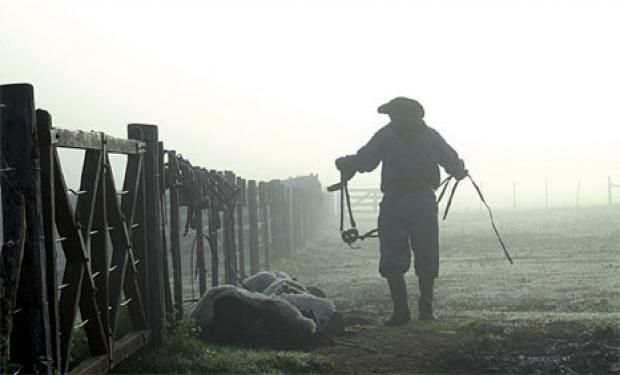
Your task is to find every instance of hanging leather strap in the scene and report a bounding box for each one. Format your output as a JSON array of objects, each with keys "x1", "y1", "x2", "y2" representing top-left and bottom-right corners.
[
  {"x1": 329, "y1": 172, "x2": 513, "y2": 264},
  {"x1": 467, "y1": 175, "x2": 514, "y2": 264}
]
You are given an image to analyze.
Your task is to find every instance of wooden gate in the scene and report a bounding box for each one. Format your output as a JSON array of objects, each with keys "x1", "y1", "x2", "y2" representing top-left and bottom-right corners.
[
  {"x1": 0, "y1": 84, "x2": 163, "y2": 373},
  {"x1": 348, "y1": 188, "x2": 382, "y2": 213}
]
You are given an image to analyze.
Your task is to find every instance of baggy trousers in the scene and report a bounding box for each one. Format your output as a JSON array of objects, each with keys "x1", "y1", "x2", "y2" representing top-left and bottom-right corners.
[{"x1": 378, "y1": 191, "x2": 439, "y2": 280}]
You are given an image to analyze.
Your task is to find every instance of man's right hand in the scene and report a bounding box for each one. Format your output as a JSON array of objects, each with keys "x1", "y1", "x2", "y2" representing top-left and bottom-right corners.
[
  {"x1": 335, "y1": 157, "x2": 349, "y2": 171},
  {"x1": 335, "y1": 156, "x2": 357, "y2": 182},
  {"x1": 340, "y1": 169, "x2": 356, "y2": 183}
]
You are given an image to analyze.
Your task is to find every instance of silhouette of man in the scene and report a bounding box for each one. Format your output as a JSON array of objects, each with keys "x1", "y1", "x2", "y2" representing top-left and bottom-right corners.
[{"x1": 335, "y1": 97, "x2": 467, "y2": 325}]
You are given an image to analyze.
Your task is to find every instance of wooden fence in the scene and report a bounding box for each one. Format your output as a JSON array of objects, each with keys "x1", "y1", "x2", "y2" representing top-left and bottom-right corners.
[
  {"x1": 341, "y1": 177, "x2": 620, "y2": 214},
  {"x1": 0, "y1": 83, "x2": 333, "y2": 374}
]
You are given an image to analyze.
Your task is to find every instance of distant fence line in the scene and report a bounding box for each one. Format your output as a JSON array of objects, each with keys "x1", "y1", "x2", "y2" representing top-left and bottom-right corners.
[
  {"x1": 337, "y1": 176, "x2": 620, "y2": 214},
  {"x1": 609, "y1": 177, "x2": 619, "y2": 205},
  {"x1": 0, "y1": 83, "x2": 333, "y2": 374}
]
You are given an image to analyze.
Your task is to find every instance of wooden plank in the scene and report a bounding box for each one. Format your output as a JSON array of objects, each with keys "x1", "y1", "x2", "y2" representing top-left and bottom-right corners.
[
  {"x1": 68, "y1": 330, "x2": 151, "y2": 375},
  {"x1": 0, "y1": 83, "x2": 53, "y2": 372},
  {"x1": 248, "y1": 180, "x2": 259, "y2": 275},
  {"x1": 167, "y1": 151, "x2": 183, "y2": 320},
  {"x1": 128, "y1": 124, "x2": 165, "y2": 345},
  {"x1": 51, "y1": 128, "x2": 146, "y2": 155},
  {"x1": 36, "y1": 109, "x2": 61, "y2": 369},
  {"x1": 258, "y1": 182, "x2": 271, "y2": 270},
  {"x1": 110, "y1": 330, "x2": 151, "y2": 370}
]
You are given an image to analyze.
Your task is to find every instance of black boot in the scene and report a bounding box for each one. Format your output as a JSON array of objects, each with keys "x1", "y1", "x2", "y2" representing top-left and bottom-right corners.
[
  {"x1": 384, "y1": 274, "x2": 411, "y2": 326},
  {"x1": 418, "y1": 277, "x2": 439, "y2": 321}
]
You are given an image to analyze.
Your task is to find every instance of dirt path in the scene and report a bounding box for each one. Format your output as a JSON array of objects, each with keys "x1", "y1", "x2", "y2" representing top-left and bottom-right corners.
[{"x1": 315, "y1": 318, "x2": 619, "y2": 374}]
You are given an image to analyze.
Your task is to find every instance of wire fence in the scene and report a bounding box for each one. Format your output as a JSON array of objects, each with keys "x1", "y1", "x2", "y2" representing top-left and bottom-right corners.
[{"x1": 333, "y1": 176, "x2": 620, "y2": 215}]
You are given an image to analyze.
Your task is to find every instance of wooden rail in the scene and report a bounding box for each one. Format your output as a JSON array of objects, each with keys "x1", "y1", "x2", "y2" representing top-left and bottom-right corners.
[
  {"x1": 346, "y1": 188, "x2": 382, "y2": 213},
  {"x1": 0, "y1": 83, "x2": 333, "y2": 373}
]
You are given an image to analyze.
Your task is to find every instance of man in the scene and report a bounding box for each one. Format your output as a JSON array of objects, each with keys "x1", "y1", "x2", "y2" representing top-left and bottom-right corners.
[{"x1": 335, "y1": 97, "x2": 467, "y2": 326}]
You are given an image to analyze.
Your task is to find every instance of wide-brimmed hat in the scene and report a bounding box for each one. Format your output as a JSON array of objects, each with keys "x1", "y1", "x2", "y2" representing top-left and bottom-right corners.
[{"x1": 377, "y1": 97, "x2": 425, "y2": 118}]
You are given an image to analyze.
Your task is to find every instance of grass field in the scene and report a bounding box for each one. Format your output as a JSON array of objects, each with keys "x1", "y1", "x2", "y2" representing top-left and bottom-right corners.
[
  {"x1": 117, "y1": 205, "x2": 619, "y2": 374},
  {"x1": 273, "y1": 205, "x2": 620, "y2": 373},
  {"x1": 281, "y1": 205, "x2": 620, "y2": 317}
]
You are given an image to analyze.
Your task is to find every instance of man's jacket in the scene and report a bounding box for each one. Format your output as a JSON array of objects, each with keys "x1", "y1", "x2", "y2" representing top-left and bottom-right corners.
[{"x1": 339, "y1": 123, "x2": 465, "y2": 193}]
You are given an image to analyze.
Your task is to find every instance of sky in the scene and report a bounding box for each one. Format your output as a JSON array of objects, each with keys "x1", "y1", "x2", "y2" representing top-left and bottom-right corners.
[{"x1": 1, "y1": 0, "x2": 619, "y2": 209}]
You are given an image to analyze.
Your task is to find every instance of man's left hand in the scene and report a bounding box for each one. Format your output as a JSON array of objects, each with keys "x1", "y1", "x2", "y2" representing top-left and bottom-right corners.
[{"x1": 455, "y1": 169, "x2": 469, "y2": 181}]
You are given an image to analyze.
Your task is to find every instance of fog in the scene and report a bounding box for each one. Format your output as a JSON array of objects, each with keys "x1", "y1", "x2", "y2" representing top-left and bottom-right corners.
[{"x1": 1, "y1": 0, "x2": 619, "y2": 209}]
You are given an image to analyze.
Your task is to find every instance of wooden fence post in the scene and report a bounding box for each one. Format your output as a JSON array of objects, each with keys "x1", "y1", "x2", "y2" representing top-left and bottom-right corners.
[
  {"x1": 223, "y1": 171, "x2": 238, "y2": 284},
  {"x1": 167, "y1": 151, "x2": 183, "y2": 319},
  {"x1": 195, "y1": 205, "x2": 207, "y2": 296},
  {"x1": 272, "y1": 181, "x2": 284, "y2": 259},
  {"x1": 36, "y1": 109, "x2": 61, "y2": 369},
  {"x1": 299, "y1": 189, "x2": 306, "y2": 247},
  {"x1": 300, "y1": 189, "x2": 308, "y2": 246},
  {"x1": 292, "y1": 187, "x2": 301, "y2": 250},
  {"x1": 258, "y1": 182, "x2": 270, "y2": 270},
  {"x1": 0, "y1": 83, "x2": 53, "y2": 372},
  {"x1": 207, "y1": 207, "x2": 219, "y2": 287},
  {"x1": 121, "y1": 145, "x2": 149, "y2": 334},
  {"x1": 236, "y1": 177, "x2": 246, "y2": 277},
  {"x1": 127, "y1": 124, "x2": 165, "y2": 344},
  {"x1": 248, "y1": 181, "x2": 259, "y2": 275},
  {"x1": 207, "y1": 170, "x2": 220, "y2": 287},
  {"x1": 158, "y1": 143, "x2": 173, "y2": 316},
  {"x1": 285, "y1": 186, "x2": 294, "y2": 255}
]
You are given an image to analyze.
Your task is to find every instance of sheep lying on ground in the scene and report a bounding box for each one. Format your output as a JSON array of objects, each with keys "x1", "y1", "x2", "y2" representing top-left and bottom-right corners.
[
  {"x1": 249, "y1": 271, "x2": 344, "y2": 335},
  {"x1": 188, "y1": 271, "x2": 344, "y2": 348},
  {"x1": 189, "y1": 285, "x2": 317, "y2": 347}
]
